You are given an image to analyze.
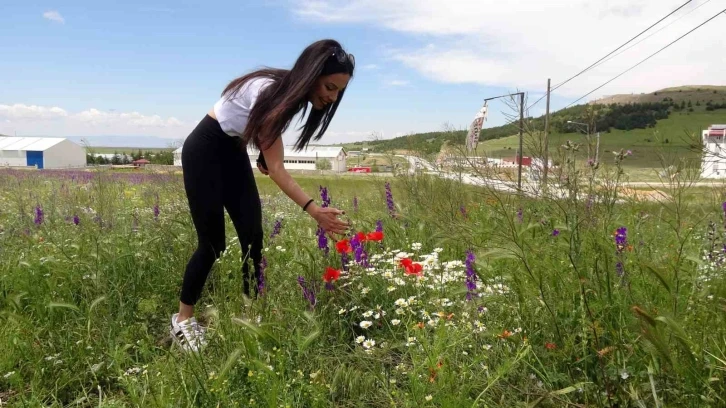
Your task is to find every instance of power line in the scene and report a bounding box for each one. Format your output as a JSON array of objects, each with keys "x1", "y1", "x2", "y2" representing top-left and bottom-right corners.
[
  {"x1": 550, "y1": 0, "x2": 694, "y2": 90},
  {"x1": 565, "y1": 7, "x2": 726, "y2": 108},
  {"x1": 525, "y1": 0, "x2": 695, "y2": 111},
  {"x1": 589, "y1": 0, "x2": 713, "y2": 73}
]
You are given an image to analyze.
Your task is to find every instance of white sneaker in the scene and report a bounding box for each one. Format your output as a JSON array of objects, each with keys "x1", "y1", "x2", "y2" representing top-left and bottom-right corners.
[{"x1": 170, "y1": 313, "x2": 207, "y2": 352}]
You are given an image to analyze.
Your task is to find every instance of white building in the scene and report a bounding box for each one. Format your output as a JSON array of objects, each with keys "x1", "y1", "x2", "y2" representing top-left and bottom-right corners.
[
  {"x1": 701, "y1": 125, "x2": 726, "y2": 179},
  {"x1": 174, "y1": 144, "x2": 347, "y2": 172},
  {"x1": 0, "y1": 137, "x2": 86, "y2": 169}
]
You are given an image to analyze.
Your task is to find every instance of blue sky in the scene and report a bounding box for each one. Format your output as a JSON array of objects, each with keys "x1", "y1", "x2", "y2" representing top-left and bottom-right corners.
[{"x1": 1, "y1": 1, "x2": 724, "y2": 146}]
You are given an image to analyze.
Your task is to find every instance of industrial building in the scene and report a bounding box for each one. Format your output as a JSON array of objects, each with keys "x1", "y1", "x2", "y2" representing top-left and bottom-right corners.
[
  {"x1": 701, "y1": 124, "x2": 726, "y2": 178},
  {"x1": 174, "y1": 144, "x2": 347, "y2": 172},
  {"x1": 0, "y1": 136, "x2": 86, "y2": 169}
]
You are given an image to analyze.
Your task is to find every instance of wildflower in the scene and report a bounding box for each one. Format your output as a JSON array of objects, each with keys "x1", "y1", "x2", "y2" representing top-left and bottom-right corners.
[
  {"x1": 351, "y1": 234, "x2": 370, "y2": 266},
  {"x1": 516, "y1": 208, "x2": 523, "y2": 223},
  {"x1": 464, "y1": 249, "x2": 477, "y2": 301},
  {"x1": 552, "y1": 229, "x2": 560, "y2": 237},
  {"x1": 317, "y1": 226, "x2": 329, "y2": 255},
  {"x1": 362, "y1": 339, "x2": 376, "y2": 349},
  {"x1": 322, "y1": 266, "x2": 341, "y2": 291},
  {"x1": 355, "y1": 336, "x2": 365, "y2": 344},
  {"x1": 385, "y1": 182, "x2": 395, "y2": 217},
  {"x1": 425, "y1": 395, "x2": 433, "y2": 402},
  {"x1": 336, "y1": 239, "x2": 352, "y2": 253},
  {"x1": 73, "y1": 214, "x2": 80, "y2": 225},
  {"x1": 153, "y1": 204, "x2": 160, "y2": 220},
  {"x1": 376, "y1": 219, "x2": 383, "y2": 233},
  {"x1": 359, "y1": 321, "x2": 373, "y2": 329},
  {"x1": 391, "y1": 319, "x2": 401, "y2": 326},
  {"x1": 270, "y1": 218, "x2": 282, "y2": 239},
  {"x1": 362, "y1": 310, "x2": 373, "y2": 318},
  {"x1": 400, "y1": 258, "x2": 423, "y2": 276},
  {"x1": 34, "y1": 205, "x2": 44, "y2": 225},
  {"x1": 615, "y1": 227, "x2": 628, "y2": 252},
  {"x1": 545, "y1": 342, "x2": 557, "y2": 350},
  {"x1": 319, "y1": 185, "x2": 330, "y2": 208},
  {"x1": 297, "y1": 276, "x2": 316, "y2": 308},
  {"x1": 460, "y1": 205, "x2": 467, "y2": 219}
]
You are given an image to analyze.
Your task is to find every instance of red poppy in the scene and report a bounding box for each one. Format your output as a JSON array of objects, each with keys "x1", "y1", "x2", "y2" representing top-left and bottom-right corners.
[
  {"x1": 323, "y1": 266, "x2": 341, "y2": 282},
  {"x1": 355, "y1": 232, "x2": 367, "y2": 242},
  {"x1": 545, "y1": 342, "x2": 557, "y2": 350},
  {"x1": 336, "y1": 239, "x2": 352, "y2": 253},
  {"x1": 366, "y1": 231, "x2": 384, "y2": 241},
  {"x1": 400, "y1": 258, "x2": 423, "y2": 276}
]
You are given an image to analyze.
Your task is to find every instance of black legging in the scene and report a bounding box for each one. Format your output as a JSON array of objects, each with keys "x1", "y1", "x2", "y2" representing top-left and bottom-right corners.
[{"x1": 179, "y1": 114, "x2": 263, "y2": 305}]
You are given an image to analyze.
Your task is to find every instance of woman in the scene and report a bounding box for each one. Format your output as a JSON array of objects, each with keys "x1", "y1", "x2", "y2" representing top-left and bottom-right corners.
[{"x1": 171, "y1": 39, "x2": 355, "y2": 351}]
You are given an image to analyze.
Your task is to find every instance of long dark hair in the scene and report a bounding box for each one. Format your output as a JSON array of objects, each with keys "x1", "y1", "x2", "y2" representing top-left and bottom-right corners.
[{"x1": 221, "y1": 39, "x2": 355, "y2": 152}]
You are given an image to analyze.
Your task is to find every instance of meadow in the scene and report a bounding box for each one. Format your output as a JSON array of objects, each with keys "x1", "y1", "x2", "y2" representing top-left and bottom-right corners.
[{"x1": 1, "y1": 153, "x2": 725, "y2": 407}]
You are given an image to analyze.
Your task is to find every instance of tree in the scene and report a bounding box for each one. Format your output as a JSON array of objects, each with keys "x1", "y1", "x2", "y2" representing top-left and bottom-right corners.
[
  {"x1": 111, "y1": 152, "x2": 121, "y2": 165},
  {"x1": 315, "y1": 159, "x2": 332, "y2": 170}
]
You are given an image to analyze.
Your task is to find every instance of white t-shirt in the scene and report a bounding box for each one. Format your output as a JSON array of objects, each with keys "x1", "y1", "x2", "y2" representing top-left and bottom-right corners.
[{"x1": 213, "y1": 77, "x2": 275, "y2": 137}]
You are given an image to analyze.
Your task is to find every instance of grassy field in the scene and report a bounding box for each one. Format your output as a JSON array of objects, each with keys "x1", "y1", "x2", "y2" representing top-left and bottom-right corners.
[
  {"x1": 1, "y1": 163, "x2": 725, "y2": 407},
  {"x1": 475, "y1": 111, "x2": 721, "y2": 168}
]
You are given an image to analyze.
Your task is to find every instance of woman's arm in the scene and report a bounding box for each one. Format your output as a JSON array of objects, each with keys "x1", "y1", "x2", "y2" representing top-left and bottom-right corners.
[{"x1": 261, "y1": 136, "x2": 349, "y2": 235}]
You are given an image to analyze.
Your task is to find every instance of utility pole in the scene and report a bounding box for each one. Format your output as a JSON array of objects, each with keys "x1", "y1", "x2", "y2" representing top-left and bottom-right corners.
[
  {"x1": 517, "y1": 92, "x2": 524, "y2": 191},
  {"x1": 543, "y1": 78, "x2": 551, "y2": 189},
  {"x1": 483, "y1": 91, "x2": 526, "y2": 191}
]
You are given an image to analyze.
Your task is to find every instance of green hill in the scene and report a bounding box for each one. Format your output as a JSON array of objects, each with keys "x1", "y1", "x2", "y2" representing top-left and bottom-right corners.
[
  {"x1": 477, "y1": 111, "x2": 719, "y2": 168},
  {"x1": 342, "y1": 86, "x2": 726, "y2": 168}
]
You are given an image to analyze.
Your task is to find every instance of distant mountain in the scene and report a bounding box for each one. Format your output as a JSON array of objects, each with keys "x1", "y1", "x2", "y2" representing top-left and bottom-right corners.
[{"x1": 65, "y1": 135, "x2": 184, "y2": 149}]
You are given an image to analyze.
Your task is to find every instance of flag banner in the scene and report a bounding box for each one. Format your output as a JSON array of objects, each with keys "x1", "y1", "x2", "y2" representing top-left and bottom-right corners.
[{"x1": 466, "y1": 102, "x2": 488, "y2": 152}]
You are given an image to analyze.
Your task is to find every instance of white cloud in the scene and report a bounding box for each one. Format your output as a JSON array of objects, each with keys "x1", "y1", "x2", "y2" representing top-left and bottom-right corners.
[
  {"x1": 361, "y1": 64, "x2": 380, "y2": 70},
  {"x1": 293, "y1": 0, "x2": 726, "y2": 102},
  {"x1": 43, "y1": 10, "x2": 65, "y2": 24},
  {"x1": 0, "y1": 103, "x2": 189, "y2": 138},
  {"x1": 0, "y1": 104, "x2": 68, "y2": 119}
]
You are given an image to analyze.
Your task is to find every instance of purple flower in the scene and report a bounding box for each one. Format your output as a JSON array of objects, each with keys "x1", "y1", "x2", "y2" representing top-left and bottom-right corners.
[
  {"x1": 375, "y1": 219, "x2": 383, "y2": 233},
  {"x1": 317, "y1": 226, "x2": 329, "y2": 256},
  {"x1": 722, "y1": 201, "x2": 726, "y2": 214},
  {"x1": 615, "y1": 227, "x2": 627, "y2": 252},
  {"x1": 615, "y1": 261, "x2": 624, "y2": 277},
  {"x1": 385, "y1": 182, "x2": 395, "y2": 217},
  {"x1": 258, "y1": 257, "x2": 267, "y2": 296},
  {"x1": 270, "y1": 218, "x2": 282, "y2": 239},
  {"x1": 34, "y1": 205, "x2": 44, "y2": 225},
  {"x1": 516, "y1": 208, "x2": 523, "y2": 223},
  {"x1": 297, "y1": 276, "x2": 316, "y2": 308},
  {"x1": 460, "y1": 205, "x2": 468, "y2": 219},
  {"x1": 73, "y1": 214, "x2": 80, "y2": 225},
  {"x1": 465, "y1": 249, "x2": 477, "y2": 301},
  {"x1": 350, "y1": 233, "x2": 369, "y2": 267},
  {"x1": 319, "y1": 186, "x2": 330, "y2": 208},
  {"x1": 552, "y1": 229, "x2": 560, "y2": 237},
  {"x1": 341, "y1": 251, "x2": 349, "y2": 271},
  {"x1": 153, "y1": 204, "x2": 160, "y2": 220},
  {"x1": 353, "y1": 195, "x2": 358, "y2": 212}
]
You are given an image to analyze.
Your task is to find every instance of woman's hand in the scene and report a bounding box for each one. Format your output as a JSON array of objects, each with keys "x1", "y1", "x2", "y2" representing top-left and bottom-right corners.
[{"x1": 309, "y1": 206, "x2": 349, "y2": 238}]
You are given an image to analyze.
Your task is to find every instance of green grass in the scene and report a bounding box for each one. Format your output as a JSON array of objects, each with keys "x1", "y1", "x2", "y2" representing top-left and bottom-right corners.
[
  {"x1": 1, "y1": 164, "x2": 725, "y2": 406},
  {"x1": 477, "y1": 111, "x2": 719, "y2": 168}
]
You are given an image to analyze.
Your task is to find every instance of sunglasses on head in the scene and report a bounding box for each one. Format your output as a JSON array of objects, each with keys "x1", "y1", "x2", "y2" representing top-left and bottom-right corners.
[{"x1": 331, "y1": 48, "x2": 355, "y2": 67}]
